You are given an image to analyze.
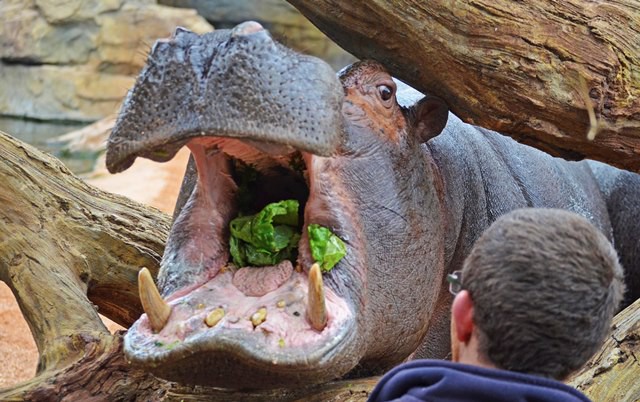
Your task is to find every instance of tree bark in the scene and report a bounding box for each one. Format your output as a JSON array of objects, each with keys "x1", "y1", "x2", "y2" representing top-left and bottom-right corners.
[
  {"x1": 288, "y1": 0, "x2": 640, "y2": 172},
  {"x1": 0, "y1": 131, "x2": 170, "y2": 375},
  {"x1": 567, "y1": 298, "x2": 640, "y2": 402}
]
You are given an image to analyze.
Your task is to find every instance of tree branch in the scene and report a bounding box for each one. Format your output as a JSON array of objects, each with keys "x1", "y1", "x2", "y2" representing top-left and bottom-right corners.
[
  {"x1": 288, "y1": 0, "x2": 640, "y2": 171},
  {"x1": 567, "y1": 298, "x2": 640, "y2": 402},
  {"x1": 0, "y1": 131, "x2": 169, "y2": 372}
]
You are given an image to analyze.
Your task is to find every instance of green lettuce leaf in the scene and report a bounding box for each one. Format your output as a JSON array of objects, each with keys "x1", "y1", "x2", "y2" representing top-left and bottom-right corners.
[
  {"x1": 229, "y1": 200, "x2": 346, "y2": 270},
  {"x1": 229, "y1": 200, "x2": 300, "y2": 267},
  {"x1": 308, "y1": 223, "x2": 346, "y2": 272}
]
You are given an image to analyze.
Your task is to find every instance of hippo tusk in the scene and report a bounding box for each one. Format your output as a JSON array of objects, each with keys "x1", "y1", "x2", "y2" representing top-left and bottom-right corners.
[
  {"x1": 138, "y1": 267, "x2": 172, "y2": 333},
  {"x1": 307, "y1": 263, "x2": 328, "y2": 331}
]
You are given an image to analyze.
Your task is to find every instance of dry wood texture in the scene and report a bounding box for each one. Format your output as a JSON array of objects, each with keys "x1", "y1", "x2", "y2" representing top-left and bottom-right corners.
[
  {"x1": 289, "y1": 0, "x2": 640, "y2": 171},
  {"x1": 567, "y1": 298, "x2": 640, "y2": 402},
  {"x1": 0, "y1": 131, "x2": 170, "y2": 375},
  {"x1": 0, "y1": 131, "x2": 637, "y2": 399}
]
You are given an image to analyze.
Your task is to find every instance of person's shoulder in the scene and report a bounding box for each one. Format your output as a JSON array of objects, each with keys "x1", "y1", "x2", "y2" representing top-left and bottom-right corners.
[{"x1": 367, "y1": 359, "x2": 591, "y2": 402}]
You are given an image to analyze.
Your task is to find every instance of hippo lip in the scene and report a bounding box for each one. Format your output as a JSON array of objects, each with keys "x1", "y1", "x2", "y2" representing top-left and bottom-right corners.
[{"x1": 123, "y1": 135, "x2": 362, "y2": 389}]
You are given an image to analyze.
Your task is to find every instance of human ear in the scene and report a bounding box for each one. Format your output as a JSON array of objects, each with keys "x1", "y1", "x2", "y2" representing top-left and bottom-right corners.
[{"x1": 451, "y1": 290, "x2": 474, "y2": 344}]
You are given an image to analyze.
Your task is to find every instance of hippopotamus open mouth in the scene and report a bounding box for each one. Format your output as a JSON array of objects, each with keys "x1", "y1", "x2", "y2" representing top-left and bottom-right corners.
[{"x1": 107, "y1": 22, "x2": 363, "y2": 389}]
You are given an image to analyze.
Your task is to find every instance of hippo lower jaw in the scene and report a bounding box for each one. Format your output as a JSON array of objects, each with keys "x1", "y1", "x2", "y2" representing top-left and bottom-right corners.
[
  {"x1": 125, "y1": 273, "x2": 357, "y2": 388},
  {"x1": 123, "y1": 135, "x2": 366, "y2": 389}
]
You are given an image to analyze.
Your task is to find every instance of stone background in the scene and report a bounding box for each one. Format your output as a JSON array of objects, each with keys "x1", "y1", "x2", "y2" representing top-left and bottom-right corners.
[
  {"x1": 0, "y1": 0, "x2": 353, "y2": 124},
  {"x1": 1, "y1": 0, "x2": 212, "y2": 122}
]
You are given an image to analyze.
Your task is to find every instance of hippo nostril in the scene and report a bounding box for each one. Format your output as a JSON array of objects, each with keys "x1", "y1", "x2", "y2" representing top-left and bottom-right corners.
[
  {"x1": 231, "y1": 21, "x2": 265, "y2": 37},
  {"x1": 172, "y1": 26, "x2": 197, "y2": 41}
]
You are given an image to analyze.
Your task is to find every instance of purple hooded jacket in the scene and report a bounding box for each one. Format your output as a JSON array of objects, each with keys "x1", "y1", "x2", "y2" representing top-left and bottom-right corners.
[{"x1": 368, "y1": 360, "x2": 590, "y2": 402}]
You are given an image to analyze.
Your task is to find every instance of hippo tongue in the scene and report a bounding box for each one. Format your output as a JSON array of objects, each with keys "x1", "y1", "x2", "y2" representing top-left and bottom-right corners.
[
  {"x1": 105, "y1": 23, "x2": 344, "y2": 174},
  {"x1": 232, "y1": 260, "x2": 295, "y2": 297}
]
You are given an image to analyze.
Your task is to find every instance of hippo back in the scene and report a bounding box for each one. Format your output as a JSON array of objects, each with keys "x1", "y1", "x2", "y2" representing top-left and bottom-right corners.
[
  {"x1": 588, "y1": 160, "x2": 640, "y2": 304},
  {"x1": 413, "y1": 114, "x2": 624, "y2": 360},
  {"x1": 428, "y1": 113, "x2": 613, "y2": 271}
]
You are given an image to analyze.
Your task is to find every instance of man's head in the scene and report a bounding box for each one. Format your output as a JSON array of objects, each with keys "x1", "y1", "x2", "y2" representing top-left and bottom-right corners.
[{"x1": 450, "y1": 208, "x2": 625, "y2": 380}]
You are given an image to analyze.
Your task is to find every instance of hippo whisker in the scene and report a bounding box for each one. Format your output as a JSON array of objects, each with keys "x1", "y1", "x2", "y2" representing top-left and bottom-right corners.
[{"x1": 374, "y1": 203, "x2": 408, "y2": 224}]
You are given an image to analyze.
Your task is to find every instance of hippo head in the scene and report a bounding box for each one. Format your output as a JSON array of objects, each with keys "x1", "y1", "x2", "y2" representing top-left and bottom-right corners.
[{"x1": 108, "y1": 23, "x2": 449, "y2": 389}]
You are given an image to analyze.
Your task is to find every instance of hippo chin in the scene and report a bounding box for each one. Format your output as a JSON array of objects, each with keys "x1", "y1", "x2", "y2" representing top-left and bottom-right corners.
[{"x1": 107, "y1": 22, "x2": 640, "y2": 390}]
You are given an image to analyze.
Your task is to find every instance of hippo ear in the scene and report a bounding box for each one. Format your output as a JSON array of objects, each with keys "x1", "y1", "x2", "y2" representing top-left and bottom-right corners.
[{"x1": 410, "y1": 95, "x2": 449, "y2": 143}]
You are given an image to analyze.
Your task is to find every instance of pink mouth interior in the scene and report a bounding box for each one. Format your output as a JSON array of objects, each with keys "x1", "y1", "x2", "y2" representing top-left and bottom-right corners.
[
  {"x1": 135, "y1": 265, "x2": 352, "y2": 352},
  {"x1": 131, "y1": 137, "x2": 355, "y2": 358}
]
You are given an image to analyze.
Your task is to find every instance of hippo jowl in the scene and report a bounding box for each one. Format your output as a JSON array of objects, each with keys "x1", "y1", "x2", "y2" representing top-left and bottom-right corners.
[{"x1": 106, "y1": 22, "x2": 640, "y2": 389}]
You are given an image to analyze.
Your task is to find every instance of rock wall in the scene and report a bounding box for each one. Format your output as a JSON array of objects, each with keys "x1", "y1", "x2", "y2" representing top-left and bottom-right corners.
[
  {"x1": 0, "y1": 0, "x2": 212, "y2": 122},
  {"x1": 158, "y1": 0, "x2": 355, "y2": 70}
]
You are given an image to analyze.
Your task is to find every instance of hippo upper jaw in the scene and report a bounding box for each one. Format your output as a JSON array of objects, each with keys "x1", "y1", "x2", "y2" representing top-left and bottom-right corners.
[{"x1": 106, "y1": 22, "x2": 344, "y2": 174}]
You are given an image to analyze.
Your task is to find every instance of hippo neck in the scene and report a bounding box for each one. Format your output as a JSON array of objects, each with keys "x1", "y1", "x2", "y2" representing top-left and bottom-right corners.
[
  {"x1": 347, "y1": 143, "x2": 448, "y2": 371},
  {"x1": 427, "y1": 113, "x2": 612, "y2": 272},
  {"x1": 427, "y1": 115, "x2": 542, "y2": 270},
  {"x1": 423, "y1": 116, "x2": 479, "y2": 271}
]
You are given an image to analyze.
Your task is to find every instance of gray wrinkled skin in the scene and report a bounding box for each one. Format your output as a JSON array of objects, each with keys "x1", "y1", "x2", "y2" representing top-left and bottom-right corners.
[
  {"x1": 109, "y1": 24, "x2": 640, "y2": 390},
  {"x1": 413, "y1": 114, "x2": 640, "y2": 358},
  {"x1": 106, "y1": 24, "x2": 343, "y2": 174}
]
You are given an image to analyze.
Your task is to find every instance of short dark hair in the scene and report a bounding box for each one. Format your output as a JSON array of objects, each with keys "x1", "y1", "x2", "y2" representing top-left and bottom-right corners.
[{"x1": 462, "y1": 208, "x2": 625, "y2": 380}]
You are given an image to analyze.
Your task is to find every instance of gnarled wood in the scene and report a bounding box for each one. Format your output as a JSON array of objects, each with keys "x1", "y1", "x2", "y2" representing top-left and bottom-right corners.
[
  {"x1": 288, "y1": 0, "x2": 640, "y2": 172},
  {"x1": 567, "y1": 298, "x2": 640, "y2": 402},
  {"x1": 0, "y1": 131, "x2": 169, "y2": 374}
]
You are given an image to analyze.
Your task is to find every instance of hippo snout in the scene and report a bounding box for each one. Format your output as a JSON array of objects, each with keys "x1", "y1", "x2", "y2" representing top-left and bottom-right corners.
[{"x1": 106, "y1": 24, "x2": 344, "y2": 174}]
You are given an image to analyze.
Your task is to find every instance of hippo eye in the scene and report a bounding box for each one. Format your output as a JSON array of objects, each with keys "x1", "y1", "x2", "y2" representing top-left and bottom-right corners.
[{"x1": 377, "y1": 84, "x2": 394, "y2": 102}]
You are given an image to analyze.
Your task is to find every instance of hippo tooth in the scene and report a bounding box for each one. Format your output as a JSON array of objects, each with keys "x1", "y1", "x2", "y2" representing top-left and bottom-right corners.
[
  {"x1": 307, "y1": 263, "x2": 328, "y2": 331},
  {"x1": 138, "y1": 267, "x2": 172, "y2": 333},
  {"x1": 205, "y1": 307, "x2": 225, "y2": 327}
]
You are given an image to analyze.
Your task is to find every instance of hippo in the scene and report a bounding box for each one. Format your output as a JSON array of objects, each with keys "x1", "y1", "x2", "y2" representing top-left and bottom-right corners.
[{"x1": 106, "y1": 22, "x2": 640, "y2": 390}]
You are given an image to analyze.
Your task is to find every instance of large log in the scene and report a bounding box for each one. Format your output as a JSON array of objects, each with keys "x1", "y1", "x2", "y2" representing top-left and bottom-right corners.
[
  {"x1": 567, "y1": 298, "x2": 640, "y2": 402},
  {"x1": 288, "y1": 0, "x2": 640, "y2": 172},
  {"x1": 0, "y1": 131, "x2": 169, "y2": 375}
]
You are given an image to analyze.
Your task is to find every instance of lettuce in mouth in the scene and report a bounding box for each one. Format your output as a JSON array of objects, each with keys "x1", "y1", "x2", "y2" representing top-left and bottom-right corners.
[
  {"x1": 307, "y1": 224, "x2": 346, "y2": 273},
  {"x1": 229, "y1": 200, "x2": 346, "y2": 271},
  {"x1": 230, "y1": 200, "x2": 300, "y2": 267}
]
